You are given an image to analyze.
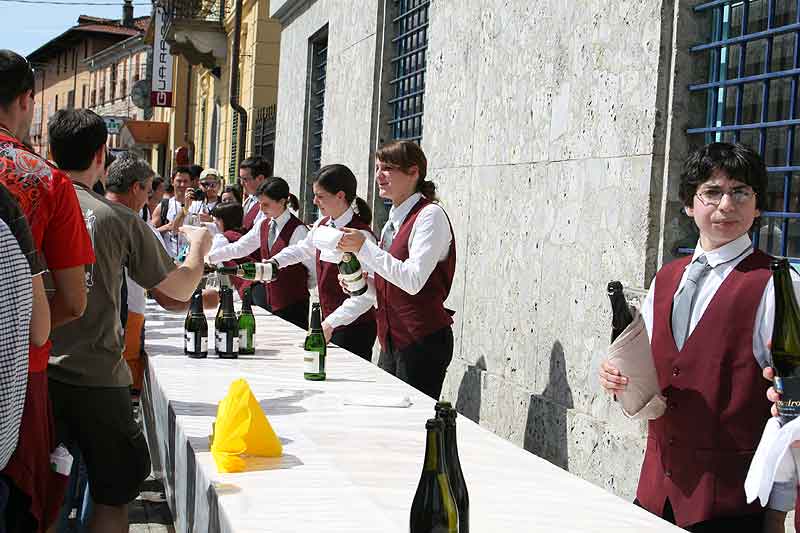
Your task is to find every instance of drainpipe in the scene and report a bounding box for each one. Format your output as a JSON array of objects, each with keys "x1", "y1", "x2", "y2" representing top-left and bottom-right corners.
[
  {"x1": 229, "y1": 0, "x2": 247, "y2": 171},
  {"x1": 183, "y1": 62, "x2": 194, "y2": 161}
]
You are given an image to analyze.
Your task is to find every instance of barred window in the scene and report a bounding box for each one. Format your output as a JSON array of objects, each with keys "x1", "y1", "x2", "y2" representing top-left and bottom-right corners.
[
  {"x1": 689, "y1": 0, "x2": 800, "y2": 258},
  {"x1": 301, "y1": 27, "x2": 328, "y2": 222},
  {"x1": 387, "y1": 0, "x2": 430, "y2": 142}
]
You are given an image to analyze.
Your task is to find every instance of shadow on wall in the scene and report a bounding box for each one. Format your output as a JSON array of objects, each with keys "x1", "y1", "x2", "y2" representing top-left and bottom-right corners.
[
  {"x1": 455, "y1": 356, "x2": 486, "y2": 423},
  {"x1": 524, "y1": 340, "x2": 574, "y2": 471}
]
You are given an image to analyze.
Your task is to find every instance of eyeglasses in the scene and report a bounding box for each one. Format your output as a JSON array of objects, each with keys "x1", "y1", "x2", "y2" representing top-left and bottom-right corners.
[
  {"x1": 200, "y1": 181, "x2": 219, "y2": 188},
  {"x1": 695, "y1": 187, "x2": 756, "y2": 207}
]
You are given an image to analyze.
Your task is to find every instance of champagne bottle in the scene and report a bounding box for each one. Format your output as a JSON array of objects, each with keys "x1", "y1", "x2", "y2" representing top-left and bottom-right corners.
[
  {"x1": 608, "y1": 281, "x2": 633, "y2": 343},
  {"x1": 215, "y1": 286, "x2": 239, "y2": 358},
  {"x1": 238, "y1": 286, "x2": 256, "y2": 355},
  {"x1": 770, "y1": 259, "x2": 800, "y2": 423},
  {"x1": 410, "y1": 418, "x2": 459, "y2": 533},
  {"x1": 338, "y1": 252, "x2": 367, "y2": 296},
  {"x1": 435, "y1": 403, "x2": 469, "y2": 533},
  {"x1": 184, "y1": 287, "x2": 208, "y2": 358},
  {"x1": 208, "y1": 261, "x2": 277, "y2": 282},
  {"x1": 303, "y1": 302, "x2": 326, "y2": 381}
]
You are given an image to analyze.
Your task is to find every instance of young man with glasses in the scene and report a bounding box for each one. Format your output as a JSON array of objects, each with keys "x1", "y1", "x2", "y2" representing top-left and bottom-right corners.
[{"x1": 598, "y1": 143, "x2": 793, "y2": 532}]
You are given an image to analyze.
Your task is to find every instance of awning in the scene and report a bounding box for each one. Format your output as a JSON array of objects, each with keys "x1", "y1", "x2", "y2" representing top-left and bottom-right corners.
[{"x1": 120, "y1": 120, "x2": 169, "y2": 146}]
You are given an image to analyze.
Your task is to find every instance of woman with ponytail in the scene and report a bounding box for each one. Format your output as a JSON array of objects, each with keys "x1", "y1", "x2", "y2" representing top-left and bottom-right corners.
[
  {"x1": 269, "y1": 164, "x2": 378, "y2": 360},
  {"x1": 337, "y1": 141, "x2": 456, "y2": 399},
  {"x1": 207, "y1": 177, "x2": 315, "y2": 329}
]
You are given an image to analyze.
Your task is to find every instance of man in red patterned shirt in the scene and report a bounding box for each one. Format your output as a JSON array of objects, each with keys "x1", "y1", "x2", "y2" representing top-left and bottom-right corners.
[{"x1": 0, "y1": 49, "x2": 95, "y2": 532}]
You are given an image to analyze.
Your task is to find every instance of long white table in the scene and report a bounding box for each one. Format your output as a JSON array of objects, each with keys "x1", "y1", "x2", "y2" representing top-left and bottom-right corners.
[{"x1": 141, "y1": 301, "x2": 681, "y2": 532}]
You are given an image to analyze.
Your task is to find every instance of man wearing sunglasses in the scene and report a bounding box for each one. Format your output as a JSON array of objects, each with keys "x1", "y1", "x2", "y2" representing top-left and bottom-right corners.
[{"x1": 187, "y1": 167, "x2": 221, "y2": 223}]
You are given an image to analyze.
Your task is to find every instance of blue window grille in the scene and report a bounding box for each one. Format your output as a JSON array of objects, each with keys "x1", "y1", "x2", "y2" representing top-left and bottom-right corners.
[
  {"x1": 388, "y1": 0, "x2": 429, "y2": 142},
  {"x1": 688, "y1": 0, "x2": 800, "y2": 258},
  {"x1": 303, "y1": 30, "x2": 328, "y2": 222}
]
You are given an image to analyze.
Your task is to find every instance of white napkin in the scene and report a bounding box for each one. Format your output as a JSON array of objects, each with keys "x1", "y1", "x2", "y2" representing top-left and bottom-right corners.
[
  {"x1": 607, "y1": 307, "x2": 666, "y2": 420},
  {"x1": 343, "y1": 395, "x2": 413, "y2": 408},
  {"x1": 313, "y1": 226, "x2": 344, "y2": 263},
  {"x1": 745, "y1": 416, "x2": 800, "y2": 506}
]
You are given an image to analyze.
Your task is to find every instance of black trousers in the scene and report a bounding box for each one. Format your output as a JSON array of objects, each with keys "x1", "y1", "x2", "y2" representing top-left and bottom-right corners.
[
  {"x1": 378, "y1": 326, "x2": 454, "y2": 400},
  {"x1": 331, "y1": 321, "x2": 377, "y2": 362},
  {"x1": 271, "y1": 299, "x2": 309, "y2": 331},
  {"x1": 634, "y1": 498, "x2": 765, "y2": 532}
]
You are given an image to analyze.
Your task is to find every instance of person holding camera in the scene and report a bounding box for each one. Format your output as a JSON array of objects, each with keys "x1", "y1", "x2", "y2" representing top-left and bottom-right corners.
[
  {"x1": 152, "y1": 166, "x2": 195, "y2": 260},
  {"x1": 188, "y1": 168, "x2": 221, "y2": 223}
]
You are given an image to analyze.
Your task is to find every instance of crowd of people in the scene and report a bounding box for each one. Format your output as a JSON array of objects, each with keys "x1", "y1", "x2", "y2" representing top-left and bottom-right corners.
[{"x1": 0, "y1": 48, "x2": 458, "y2": 532}]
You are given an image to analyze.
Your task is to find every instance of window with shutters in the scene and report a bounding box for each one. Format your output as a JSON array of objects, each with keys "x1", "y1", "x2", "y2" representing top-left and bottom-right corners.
[{"x1": 301, "y1": 26, "x2": 328, "y2": 222}]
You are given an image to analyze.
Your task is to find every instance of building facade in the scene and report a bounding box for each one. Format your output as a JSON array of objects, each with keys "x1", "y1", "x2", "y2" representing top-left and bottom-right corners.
[
  {"x1": 27, "y1": 13, "x2": 147, "y2": 156},
  {"x1": 268, "y1": 0, "x2": 797, "y2": 522}
]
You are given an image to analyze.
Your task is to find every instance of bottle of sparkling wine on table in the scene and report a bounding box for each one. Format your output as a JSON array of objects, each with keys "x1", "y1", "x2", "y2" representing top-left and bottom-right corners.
[
  {"x1": 215, "y1": 286, "x2": 239, "y2": 358},
  {"x1": 303, "y1": 302, "x2": 326, "y2": 381},
  {"x1": 238, "y1": 286, "x2": 256, "y2": 355},
  {"x1": 184, "y1": 287, "x2": 208, "y2": 358},
  {"x1": 435, "y1": 402, "x2": 469, "y2": 533},
  {"x1": 410, "y1": 417, "x2": 458, "y2": 533}
]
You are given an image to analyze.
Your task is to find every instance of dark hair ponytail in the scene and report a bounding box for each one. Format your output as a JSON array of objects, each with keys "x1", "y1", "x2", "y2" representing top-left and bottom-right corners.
[
  {"x1": 256, "y1": 176, "x2": 299, "y2": 211},
  {"x1": 375, "y1": 140, "x2": 438, "y2": 202},
  {"x1": 314, "y1": 164, "x2": 373, "y2": 224}
]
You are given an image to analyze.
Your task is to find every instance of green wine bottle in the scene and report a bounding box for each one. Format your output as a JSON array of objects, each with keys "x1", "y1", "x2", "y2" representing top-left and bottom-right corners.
[
  {"x1": 238, "y1": 286, "x2": 256, "y2": 355},
  {"x1": 435, "y1": 403, "x2": 469, "y2": 533},
  {"x1": 608, "y1": 281, "x2": 633, "y2": 343},
  {"x1": 184, "y1": 287, "x2": 208, "y2": 358},
  {"x1": 338, "y1": 252, "x2": 367, "y2": 295},
  {"x1": 303, "y1": 302, "x2": 326, "y2": 381},
  {"x1": 215, "y1": 286, "x2": 239, "y2": 358},
  {"x1": 212, "y1": 261, "x2": 277, "y2": 282},
  {"x1": 410, "y1": 418, "x2": 459, "y2": 533},
  {"x1": 771, "y1": 259, "x2": 800, "y2": 423}
]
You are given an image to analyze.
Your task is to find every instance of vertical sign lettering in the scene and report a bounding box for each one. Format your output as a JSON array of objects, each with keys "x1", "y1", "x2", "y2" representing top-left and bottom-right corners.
[{"x1": 150, "y1": 5, "x2": 174, "y2": 107}]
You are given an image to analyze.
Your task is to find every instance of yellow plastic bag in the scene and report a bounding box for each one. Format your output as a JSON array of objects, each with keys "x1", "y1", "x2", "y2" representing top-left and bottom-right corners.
[{"x1": 210, "y1": 378, "x2": 282, "y2": 472}]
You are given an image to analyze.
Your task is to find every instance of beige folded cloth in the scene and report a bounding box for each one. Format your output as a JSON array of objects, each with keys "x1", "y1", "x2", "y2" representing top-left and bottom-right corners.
[{"x1": 607, "y1": 308, "x2": 666, "y2": 420}]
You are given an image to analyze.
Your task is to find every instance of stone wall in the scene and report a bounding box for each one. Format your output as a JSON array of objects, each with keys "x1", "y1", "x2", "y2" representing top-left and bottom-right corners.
[{"x1": 268, "y1": 0, "x2": 790, "y2": 519}]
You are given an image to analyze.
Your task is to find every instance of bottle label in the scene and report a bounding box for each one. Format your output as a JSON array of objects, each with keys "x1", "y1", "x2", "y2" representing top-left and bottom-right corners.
[
  {"x1": 777, "y1": 375, "x2": 800, "y2": 422},
  {"x1": 215, "y1": 331, "x2": 239, "y2": 353},
  {"x1": 304, "y1": 351, "x2": 320, "y2": 373},
  {"x1": 253, "y1": 262, "x2": 272, "y2": 281},
  {"x1": 185, "y1": 332, "x2": 207, "y2": 353},
  {"x1": 341, "y1": 270, "x2": 366, "y2": 292},
  {"x1": 239, "y1": 329, "x2": 252, "y2": 350}
]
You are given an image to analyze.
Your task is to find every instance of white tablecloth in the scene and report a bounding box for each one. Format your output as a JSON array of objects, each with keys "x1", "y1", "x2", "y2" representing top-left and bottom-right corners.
[{"x1": 141, "y1": 301, "x2": 681, "y2": 532}]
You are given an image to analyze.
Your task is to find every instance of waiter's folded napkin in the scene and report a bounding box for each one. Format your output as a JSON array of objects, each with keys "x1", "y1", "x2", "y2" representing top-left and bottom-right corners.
[
  {"x1": 313, "y1": 226, "x2": 344, "y2": 263},
  {"x1": 211, "y1": 379, "x2": 282, "y2": 473},
  {"x1": 607, "y1": 308, "x2": 666, "y2": 420},
  {"x1": 746, "y1": 416, "x2": 800, "y2": 507}
]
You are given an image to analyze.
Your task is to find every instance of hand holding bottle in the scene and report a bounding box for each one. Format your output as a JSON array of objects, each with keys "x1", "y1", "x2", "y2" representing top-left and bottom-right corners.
[{"x1": 336, "y1": 227, "x2": 366, "y2": 253}]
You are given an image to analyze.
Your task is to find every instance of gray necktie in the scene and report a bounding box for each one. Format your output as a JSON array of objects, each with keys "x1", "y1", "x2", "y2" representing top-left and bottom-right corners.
[
  {"x1": 381, "y1": 221, "x2": 396, "y2": 251},
  {"x1": 268, "y1": 219, "x2": 278, "y2": 249},
  {"x1": 672, "y1": 255, "x2": 711, "y2": 350}
]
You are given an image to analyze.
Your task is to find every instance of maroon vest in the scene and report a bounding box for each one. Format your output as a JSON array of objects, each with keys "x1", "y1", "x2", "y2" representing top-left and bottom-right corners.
[
  {"x1": 260, "y1": 213, "x2": 309, "y2": 311},
  {"x1": 241, "y1": 203, "x2": 263, "y2": 261},
  {"x1": 375, "y1": 198, "x2": 456, "y2": 352},
  {"x1": 315, "y1": 215, "x2": 376, "y2": 330},
  {"x1": 636, "y1": 250, "x2": 773, "y2": 527},
  {"x1": 242, "y1": 200, "x2": 260, "y2": 230}
]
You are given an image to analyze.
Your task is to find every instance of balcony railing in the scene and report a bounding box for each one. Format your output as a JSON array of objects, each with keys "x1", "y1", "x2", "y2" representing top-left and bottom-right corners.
[{"x1": 163, "y1": 0, "x2": 228, "y2": 25}]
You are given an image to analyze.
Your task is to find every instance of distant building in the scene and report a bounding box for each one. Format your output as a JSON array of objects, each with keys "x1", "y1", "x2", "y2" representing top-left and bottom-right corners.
[{"x1": 26, "y1": 4, "x2": 147, "y2": 157}]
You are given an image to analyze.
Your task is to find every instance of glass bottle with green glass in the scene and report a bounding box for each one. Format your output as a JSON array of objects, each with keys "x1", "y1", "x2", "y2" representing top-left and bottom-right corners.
[
  {"x1": 215, "y1": 286, "x2": 239, "y2": 358},
  {"x1": 410, "y1": 417, "x2": 459, "y2": 533},
  {"x1": 238, "y1": 286, "x2": 256, "y2": 355},
  {"x1": 184, "y1": 287, "x2": 208, "y2": 358},
  {"x1": 435, "y1": 402, "x2": 469, "y2": 533},
  {"x1": 771, "y1": 258, "x2": 800, "y2": 423},
  {"x1": 303, "y1": 302, "x2": 326, "y2": 381},
  {"x1": 338, "y1": 253, "x2": 367, "y2": 295},
  {"x1": 208, "y1": 261, "x2": 277, "y2": 282}
]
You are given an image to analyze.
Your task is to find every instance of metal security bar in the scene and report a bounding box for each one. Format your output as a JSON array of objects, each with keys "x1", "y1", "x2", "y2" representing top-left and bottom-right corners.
[
  {"x1": 302, "y1": 32, "x2": 328, "y2": 222},
  {"x1": 228, "y1": 110, "x2": 239, "y2": 183},
  {"x1": 388, "y1": 0, "x2": 430, "y2": 142},
  {"x1": 688, "y1": 0, "x2": 800, "y2": 258},
  {"x1": 252, "y1": 104, "x2": 277, "y2": 168}
]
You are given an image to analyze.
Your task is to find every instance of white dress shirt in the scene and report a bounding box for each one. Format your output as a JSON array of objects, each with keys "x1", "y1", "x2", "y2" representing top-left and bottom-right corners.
[
  {"x1": 207, "y1": 209, "x2": 316, "y2": 289},
  {"x1": 272, "y1": 207, "x2": 377, "y2": 330},
  {"x1": 641, "y1": 233, "x2": 800, "y2": 511},
  {"x1": 358, "y1": 193, "x2": 452, "y2": 296}
]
